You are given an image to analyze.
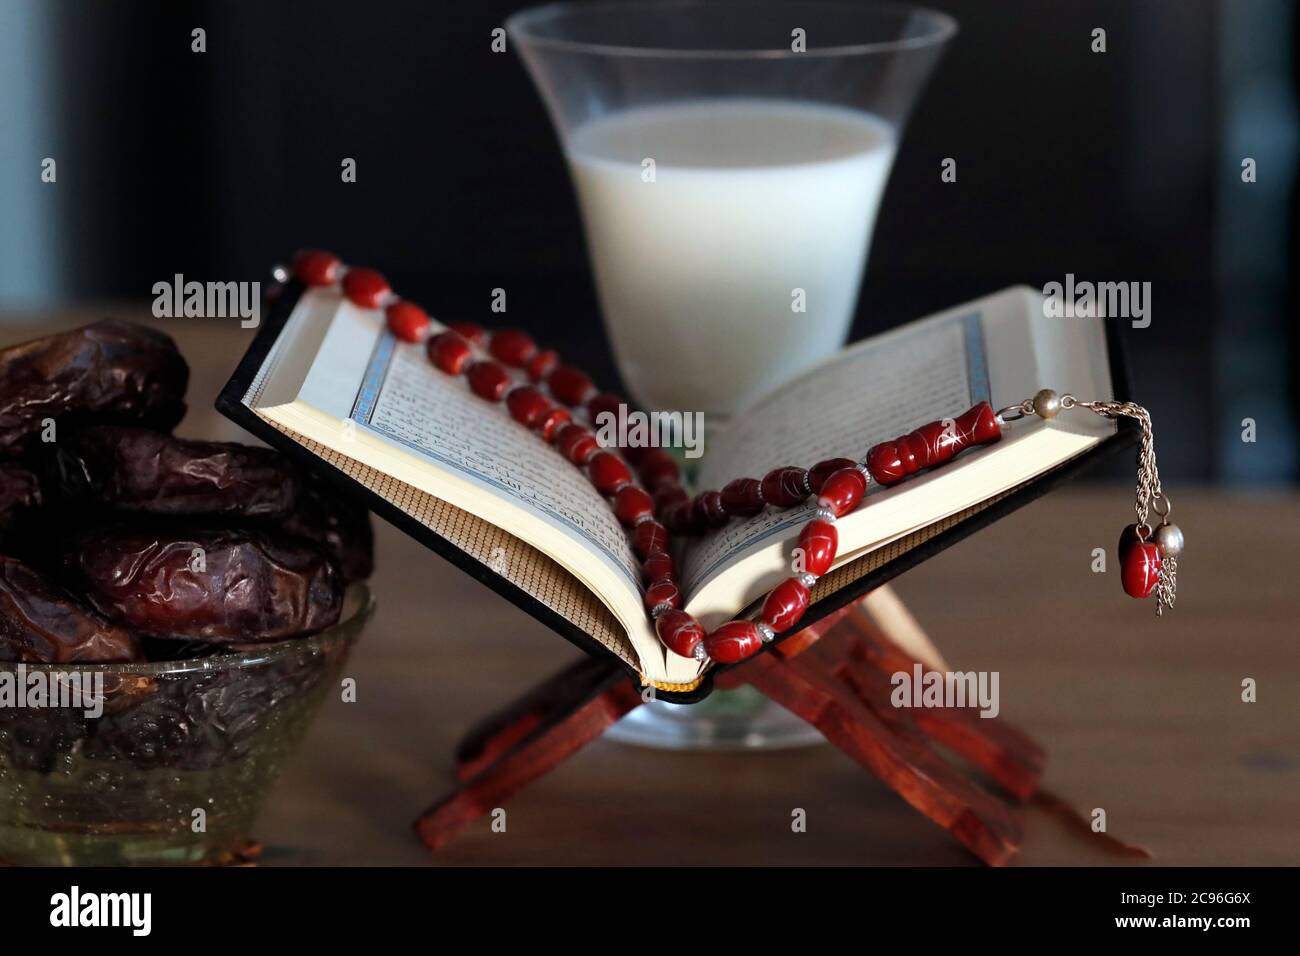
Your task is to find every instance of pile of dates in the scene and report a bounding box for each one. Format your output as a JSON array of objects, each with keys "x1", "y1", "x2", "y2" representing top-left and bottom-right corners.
[{"x1": 0, "y1": 321, "x2": 372, "y2": 771}]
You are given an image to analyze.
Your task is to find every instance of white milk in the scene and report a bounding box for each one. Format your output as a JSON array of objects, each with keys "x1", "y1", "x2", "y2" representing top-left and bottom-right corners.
[{"x1": 567, "y1": 99, "x2": 896, "y2": 417}]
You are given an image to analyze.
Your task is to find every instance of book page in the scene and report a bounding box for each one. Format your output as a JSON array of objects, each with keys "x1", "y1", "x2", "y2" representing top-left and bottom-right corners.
[
  {"x1": 352, "y1": 333, "x2": 642, "y2": 594},
  {"x1": 679, "y1": 287, "x2": 1115, "y2": 627},
  {"x1": 681, "y1": 310, "x2": 988, "y2": 598},
  {"x1": 253, "y1": 293, "x2": 699, "y2": 681}
]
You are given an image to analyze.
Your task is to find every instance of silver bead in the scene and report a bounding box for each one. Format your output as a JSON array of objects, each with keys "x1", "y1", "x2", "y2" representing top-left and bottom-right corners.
[
  {"x1": 814, "y1": 507, "x2": 837, "y2": 524},
  {"x1": 757, "y1": 621, "x2": 776, "y2": 643},
  {"x1": 1153, "y1": 522, "x2": 1184, "y2": 557},
  {"x1": 650, "y1": 601, "x2": 673, "y2": 618},
  {"x1": 1031, "y1": 388, "x2": 1061, "y2": 419},
  {"x1": 692, "y1": 643, "x2": 709, "y2": 662},
  {"x1": 271, "y1": 264, "x2": 289, "y2": 283},
  {"x1": 797, "y1": 572, "x2": 818, "y2": 588}
]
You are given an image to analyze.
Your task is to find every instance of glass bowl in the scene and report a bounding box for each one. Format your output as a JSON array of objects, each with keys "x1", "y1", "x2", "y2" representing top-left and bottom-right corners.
[{"x1": 0, "y1": 582, "x2": 373, "y2": 866}]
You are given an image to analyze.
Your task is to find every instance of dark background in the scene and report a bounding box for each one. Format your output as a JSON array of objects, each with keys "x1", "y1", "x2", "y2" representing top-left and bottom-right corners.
[{"x1": 0, "y1": 0, "x2": 1295, "y2": 483}]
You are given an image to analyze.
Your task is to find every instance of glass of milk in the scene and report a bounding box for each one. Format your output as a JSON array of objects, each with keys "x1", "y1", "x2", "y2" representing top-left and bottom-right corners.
[
  {"x1": 508, "y1": 1, "x2": 956, "y2": 750},
  {"x1": 509, "y1": 1, "x2": 956, "y2": 421}
]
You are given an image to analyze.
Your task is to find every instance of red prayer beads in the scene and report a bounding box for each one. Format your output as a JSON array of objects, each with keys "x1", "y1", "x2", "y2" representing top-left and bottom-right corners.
[
  {"x1": 866, "y1": 402, "x2": 1001, "y2": 485},
  {"x1": 427, "y1": 331, "x2": 472, "y2": 375},
  {"x1": 341, "y1": 267, "x2": 391, "y2": 309},
  {"x1": 291, "y1": 250, "x2": 341, "y2": 287},
  {"x1": 466, "y1": 361, "x2": 512, "y2": 402},
  {"x1": 277, "y1": 251, "x2": 1027, "y2": 668},
  {"x1": 385, "y1": 301, "x2": 430, "y2": 342}
]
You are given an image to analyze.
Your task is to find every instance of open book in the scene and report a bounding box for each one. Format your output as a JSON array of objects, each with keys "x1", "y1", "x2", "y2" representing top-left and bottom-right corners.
[{"x1": 219, "y1": 286, "x2": 1122, "y2": 693}]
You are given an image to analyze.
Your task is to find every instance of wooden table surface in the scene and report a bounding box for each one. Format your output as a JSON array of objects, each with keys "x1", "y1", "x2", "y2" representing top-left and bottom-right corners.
[{"x1": 4, "y1": 313, "x2": 1297, "y2": 866}]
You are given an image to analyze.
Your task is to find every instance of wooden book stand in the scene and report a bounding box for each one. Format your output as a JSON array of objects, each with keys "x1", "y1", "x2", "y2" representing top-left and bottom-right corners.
[{"x1": 415, "y1": 587, "x2": 1045, "y2": 865}]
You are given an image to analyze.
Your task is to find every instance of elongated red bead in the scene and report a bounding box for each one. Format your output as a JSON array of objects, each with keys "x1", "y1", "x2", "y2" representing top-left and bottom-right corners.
[
  {"x1": 537, "y1": 405, "x2": 571, "y2": 442},
  {"x1": 866, "y1": 402, "x2": 1001, "y2": 486},
  {"x1": 643, "y1": 550, "x2": 676, "y2": 582},
  {"x1": 506, "y1": 385, "x2": 550, "y2": 428},
  {"x1": 586, "y1": 391, "x2": 624, "y2": 429},
  {"x1": 553, "y1": 423, "x2": 598, "y2": 465},
  {"x1": 797, "y1": 519, "x2": 838, "y2": 577},
  {"x1": 693, "y1": 490, "x2": 728, "y2": 529},
  {"x1": 385, "y1": 301, "x2": 430, "y2": 342},
  {"x1": 703, "y1": 620, "x2": 763, "y2": 664},
  {"x1": 632, "y1": 519, "x2": 668, "y2": 559},
  {"x1": 341, "y1": 267, "x2": 390, "y2": 309},
  {"x1": 547, "y1": 365, "x2": 596, "y2": 406},
  {"x1": 527, "y1": 349, "x2": 559, "y2": 383},
  {"x1": 1122, "y1": 541, "x2": 1162, "y2": 598},
  {"x1": 427, "y1": 331, "x2": 472, "y2": 375},
  {"x1": 643, "y1": 577, "x2": 682, "y2": 614},
  {"x1": 817, "y1": 467, "x2": 867, "y2": 518},
  {"x1": 762, "y1": 577, "x2": 810, "y2": 632},
  {"x1": 761, "y1": 466, "x2": 810, "y2": 507},
  {"x1": 489, "y1": 329, "x2": 537, "y2": 368},
  {"x1": 720, "y1": 477, "x2": 764, "y2": 517},
  {"x1": 448, "y1": 321, "x2": 486, "y2": 345},
  {"x1": 291, "y1": 249, "x2": 341, "y2": 286},
  {"x1": 614, "y1": 486, "x2": 655, "y2": 526},
  {"x1": 638, "y1": 448, "x2": 680, "y2": 489},
  {"x1": 656, "y1": 609, "x2": 704, "y2": 658},
  {"x1": 809, "y1": 458, "x2": 856, "y2": 494},
  {"x1": 661, "y1": 501, "x2": 703, "y2": 536},
  {"x1": 466, "y1": 361, "x2": 512, "y2": 402},
  {"x1": 654, "y1": 484, "x2": 690, "y2": 512},
  {"x1": 588, "y1": 451, "x2": 632, "y2": 495}
]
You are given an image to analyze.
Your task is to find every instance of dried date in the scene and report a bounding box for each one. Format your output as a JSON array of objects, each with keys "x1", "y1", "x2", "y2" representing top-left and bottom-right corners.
[
  {"x1": 0, "y1": 466, "x2": 42, "y2": 536},
  {"x1": 0, "y1": 320, "x2": 188, "y2": 457},
  {"x1": 0, "y1": 555, "x2": 143, "y2": 663},
  {"x1": 65, "y1": 526, "x2": 343, "y2": 643},
  {"x1": 55, "y1": 425, "x2": 298, "y2": 518},
  {"x1": 279, "y1": 474, "x2": 374, "y2": 582}
]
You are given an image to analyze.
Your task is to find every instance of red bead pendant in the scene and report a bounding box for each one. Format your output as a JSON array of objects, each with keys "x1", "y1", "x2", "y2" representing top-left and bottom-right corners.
[
  {"x1": 1117, "y1": 523, "x2": 1151, "y2": 564},
  {"x1": 656, "y1": 610, "x2": 704, "y2": 658},
  {"x1": 588, "y1": 451, "x2": 632, "y2": 495},
  {"x1": 817, "y1": 467, "x2": 867, "y2": 518},
  {"x1": 1121, "y1": 541, "x2": 1162, "y2": 598},
  {"x1": 448, "y1": 321, "x2": 486, "y2": 345},
  {"x1": 643, "y1": 577, "x2": 682, "y2": 614},
  {"x1": 703, "y1": 620, "x2": 763, "y2": 664},
  {"x1": 762, "y1": 577, "x2": 810, "y2": 633},
  {"x1": 613, "y1": 486, "x2": 655, "y2": 527},
  {"x1": 553, "y1": 423, "x2": 599, "y2": 465},
  {"x1": 1119, "y1": 524, "x2": 1162, "y2": 598},
  {"x1": 427, "y1": 331, "x2": 472, "y2": 375},
  {"x1": 547, "y1": 365, "x2": 596, "y2": 407},
  {"x1": 489, "y1": 329, "x2": 538, "y2": 368},
  {"x1": 341, "y1": 268, "x2": 390, "y2": 309},
  {"x1": 466, "y1": 361, "x2": 512, "y2": 402},
  {"x1": 761, "y1": 466, "x2": 810, "y2": 507},
  {"x1": 291, "y1": 250, "x2": 341, "y2": 286},
  {"x1": 385, "y1": 301, "x2": 430, "y2": 342},
  {"x1": 797, "y1": 519, "x2": 838, "y2": 577},
  {"x1": 506, "y1": 385, "x2": 551, "y2": 429}
]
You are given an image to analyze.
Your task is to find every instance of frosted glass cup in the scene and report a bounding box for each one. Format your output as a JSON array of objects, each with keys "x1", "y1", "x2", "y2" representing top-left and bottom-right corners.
[
  {"x1": 508, "y1": 1, "x2": 955, "y2": 749},
  {"x1": 509, "y1": 0, "x2": 955, "y2": 420}
]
